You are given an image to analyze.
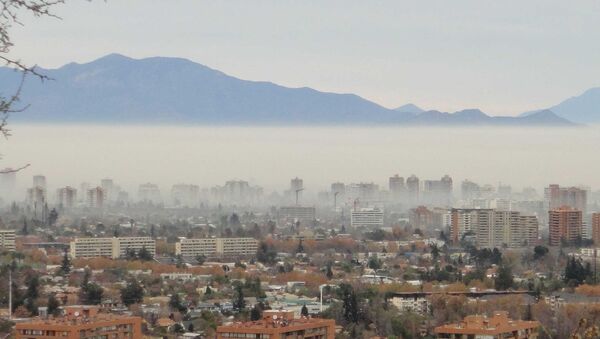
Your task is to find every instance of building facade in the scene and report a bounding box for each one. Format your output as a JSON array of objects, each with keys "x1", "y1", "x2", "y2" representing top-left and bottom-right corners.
[
  {"x1": 216, "y1": 310, "x2": 335, "y2": 339},
  {"x1": 434, "y1": 311, "x2": 539, "y2": 338},
  {"x1": 549, "y1": 207, "x2": 582, "y2": 246},
  {"x1": 0, "y1": 229, "x2": 16, "y2": 251},
  {"x1": 15, "y1": 306, "x2": 142, "y2": 339},
  {"x1": 351, "y1": 208, "x2": 384, "y2": 228},
  {"x1": 70, "y1": 237, "x2": 156, "y2": 259},
  {"x1": 175, "y1": 237, "x2": 258, "y2": 258}
]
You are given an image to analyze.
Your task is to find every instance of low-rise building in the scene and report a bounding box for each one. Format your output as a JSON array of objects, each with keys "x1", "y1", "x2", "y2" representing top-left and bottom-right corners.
[
  {"x1": 351, "y1": 208, "x2": 384, "y2": 228},
  {"x1": 216, "y1": 310, "x2": 335, "y2": 339},
  {"x1": 15, "y1": 306, "x2": 142, "y2": 339},
  {"x1": 434, "y1": 311, "x2": 540, "y2": 338},
  {"x1": 0, "y1": 229, "x2": 16, "y2": 251},
  {"x1": 175, "y1": 237, "x2": 258, "y2": 258},
  {"x1": 70, "y1": 237, "x2": 155, "y2": 259}
]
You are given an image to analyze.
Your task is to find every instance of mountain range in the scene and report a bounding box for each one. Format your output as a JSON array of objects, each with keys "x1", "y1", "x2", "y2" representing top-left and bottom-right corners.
[{"x1": 0, "y1": 54, "x2": 585, "y2": 126}]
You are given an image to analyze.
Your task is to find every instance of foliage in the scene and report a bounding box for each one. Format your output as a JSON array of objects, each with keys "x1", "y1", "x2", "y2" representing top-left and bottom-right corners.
[
  {"x1": 494, "y1": 264, "x2": 514, "y2": 290},
  {"x1": 533, "y1": 245, "x2": 549, "y2": 260},
  {"x1": 121, "y1": 278, "x2": 144, "y2": 306}
]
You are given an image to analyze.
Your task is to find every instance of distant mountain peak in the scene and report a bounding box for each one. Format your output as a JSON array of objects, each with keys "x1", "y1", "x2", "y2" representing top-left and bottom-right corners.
[{"x1": 395, "y1": 103, "x2": 424, "y2": 114}]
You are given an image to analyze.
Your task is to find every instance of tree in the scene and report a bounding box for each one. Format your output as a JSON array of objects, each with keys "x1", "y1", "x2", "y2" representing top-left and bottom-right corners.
[
  {"x1": 59, "y1": 250, "x2": 70, "y2": 275},
  {"x1": 187, "y1": 323, "x2": 194, "y2": 332},
  {"x1": 47, "y1": 294, "x2": 60, "y2": 316},
  {"x1": 48, "y1": 208, "x2": 58, "y2": 226},
  {"x1": 121, "y1": 278, "x2": 144, "y2": 306},
  {"x1": 301, "y1": 304, "x2": 309, "y2": 317},
  {"x1": 431, "y1": 244, "x2": 440, "y2": 261},
  {"x1": 232, "y1": 283, "x2": 246, "y2": 312},
  {"x1": 25, "y1": 273, "x2": 40, "y2": 315},
  {"x1": 256, "y1": 241, "x2": 276, "y2": 264},
  {"x1": 367, "y1": 255, "x2": 382, "y2": 270},
  {"x1": 205, "y1": 285, "x2": 212, "y2": 295},
  {"x1": 0, "y1": 1, "x2": 64, "y2": 137},
  {"x1": 339, "y1": 283, "x2": 359, "y2": 324},
  {"x1": 250, "y1": 305, "x2": 262, "y2": 321},
  {"x1": 80, "y1": 270, "x2": 104, "y2": 305},
  {"x1": 21, "y1": 218, "x2": 28, "y2": 235},
  {"x1": 326, "y1": 262, "x2": 334, "y2": 280},
  {"x1": 494, "y1": 264, "x2": 514, "y2": 290},
  {"x1": 195, "y1": 254, "x2": 206, "y2": 265},
  {"x1": 137, "y1": 246, "x2": 153, "y2": 261},
  {"x1": 533, "y1": 245, "x2": 549, "y2": 260},
  {"x1": 564, "y1": 256, "x2": 591, "y2": 286},
  {"x1": 169, "y1": 293, "x2": 187, "y2": 313},
  {"x1": 296, "y1": 239, "x2": 304, "y2": 253}
]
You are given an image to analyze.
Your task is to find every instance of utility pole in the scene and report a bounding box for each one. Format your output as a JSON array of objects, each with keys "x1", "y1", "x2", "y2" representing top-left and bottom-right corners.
[{"x1": 8, "y1": 269, "x2": 12, "y2": 320}]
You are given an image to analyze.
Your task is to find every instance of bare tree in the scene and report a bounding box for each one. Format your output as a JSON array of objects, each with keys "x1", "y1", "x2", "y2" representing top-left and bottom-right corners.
[{"x1": 0, "y1": 0, "x2": 65, "y2": 172}]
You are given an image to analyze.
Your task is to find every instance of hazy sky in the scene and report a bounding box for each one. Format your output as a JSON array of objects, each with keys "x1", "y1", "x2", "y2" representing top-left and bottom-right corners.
[{"x1": 8, "y1": 0, "x2": 600, "y2": 115}]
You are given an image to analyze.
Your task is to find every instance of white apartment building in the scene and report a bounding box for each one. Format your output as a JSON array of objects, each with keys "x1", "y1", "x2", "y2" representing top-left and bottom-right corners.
[
  {"x1": 278, "y1": 206, "x2": 316, "y2": 221},
  {"x1": 70, "y1": 237, "x2": 156, "y2": 259},
  {"x1": 351, "y1": 208, "x2": 384, "y2": 228},
  {"x1": 175, "y1": 237, "x2": 258, "y2": 258},
  {"x1": 0, "y1": 229, "x2": 16, "y2": 251},
  {"x1": 390, "y1": 296, "x2": 430, "y2": 315}
]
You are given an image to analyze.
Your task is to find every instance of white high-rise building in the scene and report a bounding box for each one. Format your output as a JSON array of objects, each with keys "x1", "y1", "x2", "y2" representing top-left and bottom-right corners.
[{"x1": 351, "y1": 208, "x2": 384, "y2": 228}]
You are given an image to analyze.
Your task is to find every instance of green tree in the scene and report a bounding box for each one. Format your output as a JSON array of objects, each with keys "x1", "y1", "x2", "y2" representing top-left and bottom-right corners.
[
  {"x1": 137, "y1": 246, "x2": 153, "y2": 261},
  {"x1": 256, "y1": 241, "x2": 276, "y2": 264},
  {"x1": 339, "y1": 283, "x2": 359, "y2": 324},
  {"x1": 232, "y1": 283, "x2": 246, "y2": 312},
  {"x1": 296, "y1": 239, "x2": 304, "y2": 253},
  {"x1": 80, "y1": 269, "x2": 104, "y2": 304},
  {"x1": 533, "y1": 245, "x2": 549, "y2": 260},
  {"x1": 25, "y1": 273, "x2": 40, "y2": 315},
  {"x1": 195, "y1": 254, "x2": 206, "y2": 265},
  {"x1": 326, "y1": 262, "x2": 334, "y2": 280},
  {"x1": 250, "y1": 305, "x2": 262, "y2": 321},
  {"x1": 169, "y1": 293, "x2": 187, "y2": 313},
  {"x1": 59, "y1": 250, "x2": 70, "y2": 275},
  {"x1": 121, "y1": 278, "x2": 144, "y2": 306},
  {"x1": 301, "y1": 304, "x2": 309, "y2": 317},
  {"x1": 367, "y1": 255, "x2": 382, "y2": 270},
  {"x1": 494, "y1": 264, "x2": 514, "y2": 290},
  {"x1": 47, "y1": 294, "x2": 60, "y2": 316}
]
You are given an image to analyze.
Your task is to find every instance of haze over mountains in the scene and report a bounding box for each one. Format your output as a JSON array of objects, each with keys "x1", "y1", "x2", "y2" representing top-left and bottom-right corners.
[{"x1": 0, "y1": 54, "x2": 588, "y2": 126}]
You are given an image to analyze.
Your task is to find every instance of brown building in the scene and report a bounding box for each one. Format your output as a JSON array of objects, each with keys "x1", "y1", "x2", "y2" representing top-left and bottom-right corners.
[
  {"x1": 545, "y1": 184, "x2": 587, "y2": 213},
  {"x1": 434, "y1": 311, "x2": 540, "y2": 338},
  {"x1": 15, "y1": 306, "x2": 142, "y2": 339},
  {"x1": 549, "y1": 207, "x2": 582, "y2": 246},
  {"x1": 593, "y1": 213, "x2": 600, "y2": 245},
  {"x1": 216, "y1": 310, "x2": 335, "y2": 339}
]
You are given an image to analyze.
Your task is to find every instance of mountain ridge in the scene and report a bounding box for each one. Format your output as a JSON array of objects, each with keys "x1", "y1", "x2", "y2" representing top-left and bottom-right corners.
[{"x1": 0, "y1": 54, "x2": 577, "y2": 126}]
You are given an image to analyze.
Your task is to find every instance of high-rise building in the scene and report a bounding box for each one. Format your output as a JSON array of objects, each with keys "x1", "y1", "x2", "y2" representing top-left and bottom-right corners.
[
  {"x1": 290, "y1": 177, "x2": 304, "y2": 203},
  {"x1": 406, "y1": 175, "x2": 420, "y2": 205},
  {"x1": 351, "y1": 207, "x2": 384, "y2": 228},
  {"x1": 545, "y1": 184, "x2": 587, "y2": 214},
  {"x1": 211, "y1": 180, "x2": 263, "y2": 205},
  {"x1": 101, "y1": 178, "x2": 115, "y2": 202},
  {"x1": 461, "y1": 180, "x2": 480, "y2": 200},
  {"x1": 57, "y1": 186, "x2": 77, "y2": 209},
  {"x1": 346, "y1": 182, "x2": 380, "y2": 203},
  {"x1": 27, "y1": 186, "x2": 46, "y2": 207},
  {"x1": 171, "y1": 183, "x2": 200, "y2": 207},
  {"x1": 389, "y1": 174, "x2": 405, "y2": 201},
  {"x1": 451, "y1": 208, "x2": 538, "y2": 248},
  {"x1": 548, "y1": 207, "x2": 582, "y2": 246},
  {"x1": 33, "y1": 175, "x2": 47, "y2": 189},
  {"x1": 592, "y1": 213, "x2": 600, "y2": 245},
  {"x1": 0, "y1": 168, "x2": 17, "y2": 201},
  {"x1": 423, "y1": 175, "x2": 453, "y2": 206},
  {"x1": 138, "y1": 183, "x2": 161, "y2": 204},
  {"x1": 279, "y1": 206, "x2": 316, "y2": 221},
  {"x1": 86, "y1": 186, "x2": 105, "y2": 209},
  {"x1": 0, "y1": 229, "x2": 16, "y2": 251}
]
